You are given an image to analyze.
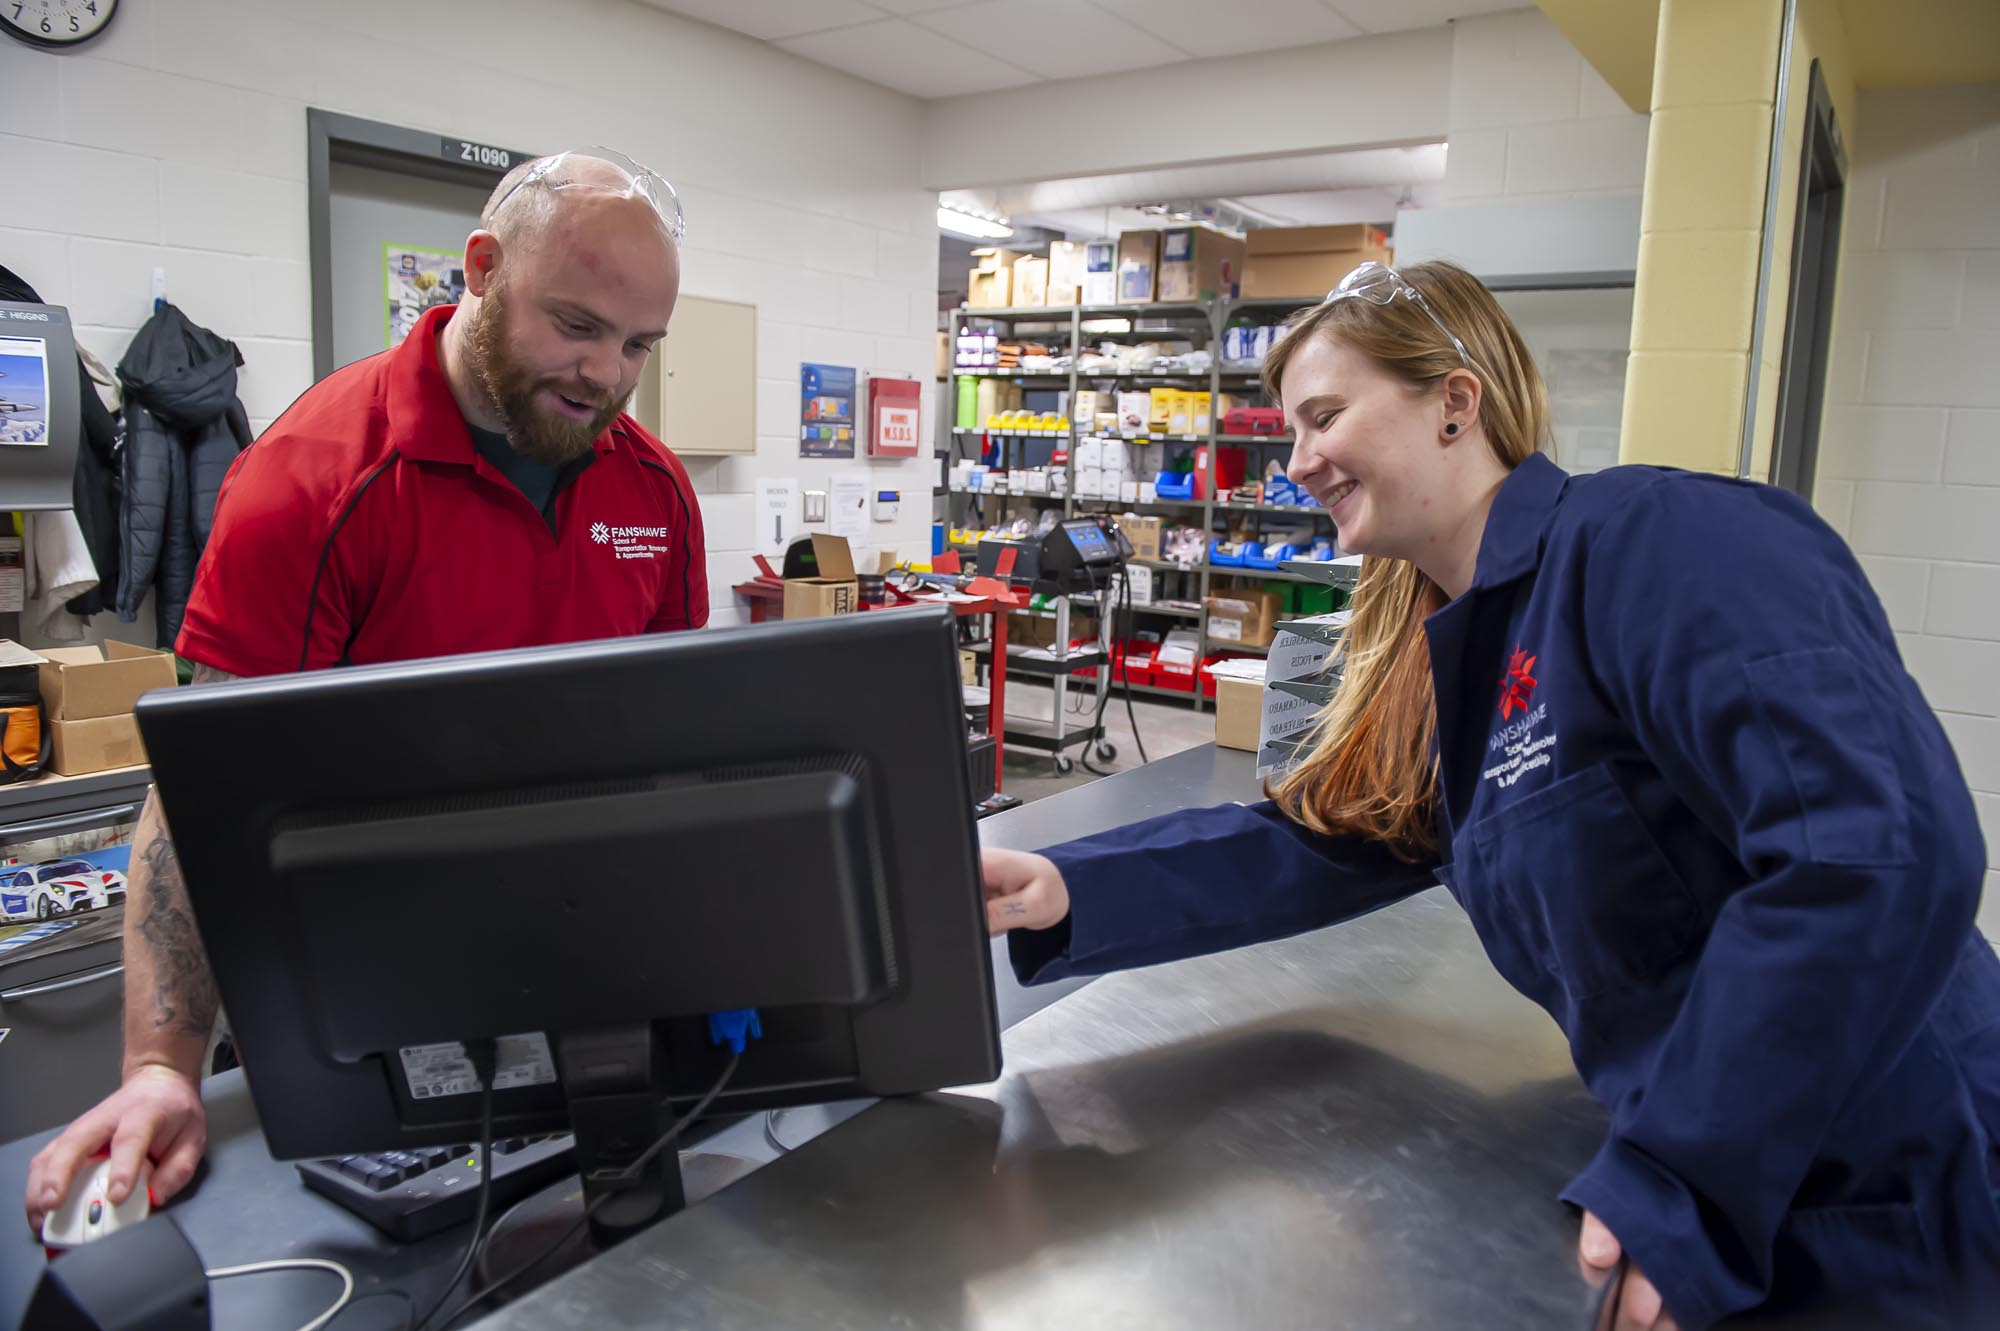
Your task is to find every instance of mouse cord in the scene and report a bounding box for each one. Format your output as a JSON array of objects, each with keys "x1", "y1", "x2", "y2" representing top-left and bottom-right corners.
[{"x1": 204, "y1": 1258, "x2": 355, "y2": 1331}]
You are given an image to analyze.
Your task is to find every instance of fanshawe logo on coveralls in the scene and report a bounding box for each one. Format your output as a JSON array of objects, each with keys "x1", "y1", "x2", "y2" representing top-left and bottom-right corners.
[
  {"x1": 1483, "y1": 645, "x2": 1554, "y2": 790},
  {"x1": 589, "y1": 520, "x2": 671, "y2": 561}
]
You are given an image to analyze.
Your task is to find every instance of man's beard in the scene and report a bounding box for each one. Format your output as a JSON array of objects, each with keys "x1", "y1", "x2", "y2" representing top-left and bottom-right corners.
[{"x1": 464, "y1": 285, "x2": 624, "y2": 466}]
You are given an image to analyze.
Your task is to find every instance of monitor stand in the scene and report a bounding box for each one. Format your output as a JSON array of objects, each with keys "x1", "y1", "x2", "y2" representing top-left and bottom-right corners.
[
  {"x1": 463, "y1": 1026, "x2": 762, "y2": 1311},
  {"x1": 556, "y1": 1025, "x2": 687, "y2": 1248}
]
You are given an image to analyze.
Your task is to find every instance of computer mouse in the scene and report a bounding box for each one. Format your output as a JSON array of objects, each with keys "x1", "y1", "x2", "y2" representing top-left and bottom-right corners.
[{"x1": 40, "y1": 1155, "x2": 152, "y2": 1252}]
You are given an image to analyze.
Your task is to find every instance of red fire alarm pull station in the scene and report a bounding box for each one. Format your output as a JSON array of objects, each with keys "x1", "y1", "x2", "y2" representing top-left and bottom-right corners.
[{"x1": 867, "y1": 375, "x2": 922, "y2": 458}]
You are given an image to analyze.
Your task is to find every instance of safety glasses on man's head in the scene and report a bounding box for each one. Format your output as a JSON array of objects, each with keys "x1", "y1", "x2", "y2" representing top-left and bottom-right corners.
[{"x1": 490, "y1": 146, "x2": 685, "y2": 243}]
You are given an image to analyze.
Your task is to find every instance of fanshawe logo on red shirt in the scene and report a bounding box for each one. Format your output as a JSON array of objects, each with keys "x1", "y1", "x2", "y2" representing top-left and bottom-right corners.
[
  {"x1": 590, "y1": 521, "x2": 672, "y2": 562},
  {"x1": 1497, "y1": 644, "x2": 1538, "y2": 720}
]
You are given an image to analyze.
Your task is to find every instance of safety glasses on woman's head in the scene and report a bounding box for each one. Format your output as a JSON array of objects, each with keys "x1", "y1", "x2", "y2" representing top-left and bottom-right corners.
[
  {"x1": 490, "y1": 146, "x2": 686, "y2": 243},
  {"x1": 1324, "y1": 261, "x2": 1474, "y2": 372}
]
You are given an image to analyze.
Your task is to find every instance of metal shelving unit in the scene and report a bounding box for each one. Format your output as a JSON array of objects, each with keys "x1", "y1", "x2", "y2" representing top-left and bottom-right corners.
[{"x1": 946, "y1": 293, "x2": 1338, "y2": 711}]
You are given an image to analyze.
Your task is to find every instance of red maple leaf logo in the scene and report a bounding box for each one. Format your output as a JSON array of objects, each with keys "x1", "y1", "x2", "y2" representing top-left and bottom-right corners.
[{"x1": 1497, "y1": 645, "x2": 1538, "y2": 720}]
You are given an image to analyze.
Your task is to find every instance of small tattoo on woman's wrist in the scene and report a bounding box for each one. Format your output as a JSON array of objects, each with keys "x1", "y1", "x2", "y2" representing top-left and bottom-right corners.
[{"x1": 1005, "y1": 903, "x2": 1027, "y2": 916}]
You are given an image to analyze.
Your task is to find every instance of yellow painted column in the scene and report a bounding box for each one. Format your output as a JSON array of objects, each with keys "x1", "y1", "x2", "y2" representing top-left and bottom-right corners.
[{"x1": 1620, "y1": 0, "x2": 1785, "y2": 473}]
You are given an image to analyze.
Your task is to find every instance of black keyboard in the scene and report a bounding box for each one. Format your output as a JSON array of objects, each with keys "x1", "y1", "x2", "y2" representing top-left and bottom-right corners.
[{"x1": 296, "y1": 1134, "x2": 577, "y2": 1242}]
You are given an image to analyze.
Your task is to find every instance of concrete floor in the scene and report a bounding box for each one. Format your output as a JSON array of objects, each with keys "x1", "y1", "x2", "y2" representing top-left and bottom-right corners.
[{"x1": 994, "y1": 679, "x2": 1219, "y2": 805}]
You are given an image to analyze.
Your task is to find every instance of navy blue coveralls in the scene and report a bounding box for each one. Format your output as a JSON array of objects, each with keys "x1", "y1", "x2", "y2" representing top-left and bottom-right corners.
[{"x1": 1011, "y1": 454, "x2": 2000, "y2": 1328}]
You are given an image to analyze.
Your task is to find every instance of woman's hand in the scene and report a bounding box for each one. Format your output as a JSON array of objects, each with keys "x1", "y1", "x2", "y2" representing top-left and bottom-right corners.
[
  {"x1": 980, "y1": 848, "x2": 1070, "y2": 936},
  {"x1": 1580, "y1": 1211, "x2": 1680, "y2": 1331}
]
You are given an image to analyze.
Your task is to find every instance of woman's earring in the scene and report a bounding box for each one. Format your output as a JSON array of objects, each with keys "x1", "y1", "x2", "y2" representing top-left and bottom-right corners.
[{"x1": 1444, "y1": 422, "x2": 1460, "y2": 436}]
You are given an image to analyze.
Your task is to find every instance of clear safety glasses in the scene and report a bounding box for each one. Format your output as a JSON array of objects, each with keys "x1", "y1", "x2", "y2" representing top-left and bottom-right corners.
[
  {"x1": 1323, "y1": 260, "x2": 1473, "y2": 371},
  {"x1": 489, "y1": 146, "x2": 685, "y2": 243}
]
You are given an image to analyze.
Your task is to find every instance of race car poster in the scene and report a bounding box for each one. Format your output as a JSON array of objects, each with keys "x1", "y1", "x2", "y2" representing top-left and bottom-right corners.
[
  {"x1": 385, "y1": 244, "x2": 467, "y2": 350},
  {"x1": 0, "y1": 834, "x2": 133, "y2": 951},
  {"x1": 799, "y1": 362, "x2": 856, "y2": 458}
]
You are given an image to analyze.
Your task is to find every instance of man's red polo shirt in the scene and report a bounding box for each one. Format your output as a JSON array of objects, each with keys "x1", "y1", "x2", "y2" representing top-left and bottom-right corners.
[{"x1": 176, "y1": 304, "x2": 707, "y2": 677}]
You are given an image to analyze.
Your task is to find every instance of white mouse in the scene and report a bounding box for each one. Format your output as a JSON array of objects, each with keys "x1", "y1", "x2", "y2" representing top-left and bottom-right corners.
[{"x1": 40, "y1": 1155, "x2": 152, "y2": 1251}]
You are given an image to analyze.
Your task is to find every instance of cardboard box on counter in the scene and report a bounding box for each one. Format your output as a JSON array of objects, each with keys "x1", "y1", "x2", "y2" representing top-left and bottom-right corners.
[
  {"x1": 51, "y1": 714, "x2": 148, "y2": 776},
  {"x1": 783, "y1": 534, "x2": 858, "y2": 619},
  {"x1": 1204, "y1": 590, "x2": 1282, "y2": 647},
  {"x1": 38, "y1": 641, "x2": 177, "y2": 721},
  {"x1": 29, "y1": 640, "x2": 176, "y2": 776},
  {"x1": 1159, "y1": 225, "x2": 1247, "y2": 302},
  {"x1": 1241, "y1": 225, "x2": 1392, "y2": 299},
  {"x1": 1214, "y1": 674, "x2": 1265, "y2": 752}
]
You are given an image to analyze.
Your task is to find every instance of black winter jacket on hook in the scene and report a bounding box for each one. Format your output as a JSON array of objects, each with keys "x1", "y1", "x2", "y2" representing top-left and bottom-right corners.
[{"x1": 115, "y1": 302, "x2": 252, "y2": 647}]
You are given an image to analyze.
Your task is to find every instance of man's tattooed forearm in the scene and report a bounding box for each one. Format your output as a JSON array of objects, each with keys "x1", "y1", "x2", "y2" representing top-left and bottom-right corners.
[{"x1": 134, "y1": 828, "x2": 218, "y2": 1039}]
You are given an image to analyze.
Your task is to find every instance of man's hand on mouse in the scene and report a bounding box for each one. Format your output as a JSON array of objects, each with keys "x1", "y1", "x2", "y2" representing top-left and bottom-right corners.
[
  {"x1": 25, "y1": 1065, "x2": 205, "y2": 1235},
  {"x1": 1580, "y1": 1210, "x2": 1681, "y2": 1331}
]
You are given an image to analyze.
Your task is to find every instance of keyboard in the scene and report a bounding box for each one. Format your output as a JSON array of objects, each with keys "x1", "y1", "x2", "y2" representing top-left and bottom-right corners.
[{"x1": 296, "y1": 1134, "x2": 577, "y2": 1242}]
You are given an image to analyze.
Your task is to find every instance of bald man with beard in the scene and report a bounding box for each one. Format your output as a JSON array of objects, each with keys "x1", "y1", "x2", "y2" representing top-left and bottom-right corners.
[{"x1": 25, "y1": 149, "x2": 709, "y2": 1234}]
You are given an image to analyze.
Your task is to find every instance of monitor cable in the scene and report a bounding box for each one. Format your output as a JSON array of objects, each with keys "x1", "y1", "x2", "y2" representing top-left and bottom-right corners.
[{"x1": 409, "y1": 1040, "x2": 499, "y2": 1331}]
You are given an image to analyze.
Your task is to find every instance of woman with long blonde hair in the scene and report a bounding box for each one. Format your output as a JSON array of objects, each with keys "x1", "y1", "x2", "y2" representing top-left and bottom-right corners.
[{"x1": 984, "y1": 260, "x2": 1997, "y2": 1330}]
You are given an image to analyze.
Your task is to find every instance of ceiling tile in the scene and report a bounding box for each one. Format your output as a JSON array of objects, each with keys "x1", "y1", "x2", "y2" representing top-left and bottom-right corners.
[
  {"x1": 866, "y1": 0, "x2": 982, "y2": 12},
  {"x1": 641, "y1": 0, "x2": 887, "y2": 43},
  {"x1": 1094, "y1": 0, "x2": 1360, "y2": 58},
  {"x1": 914, "y1": 0, "x2": 1189, "y2": 80},
  {"x1": 1324, "y1": 0, "x2": 1522, "y2": 35},
  {"x1": 776, "y1": 19, "x2": 1043, "y2": 98}
]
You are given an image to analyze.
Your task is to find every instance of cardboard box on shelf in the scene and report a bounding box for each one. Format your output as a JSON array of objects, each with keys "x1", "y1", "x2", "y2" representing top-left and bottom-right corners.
[
  {"x1": 1072, "y1": 390, "x2": 1110, "y2": 423},
  {"x1": 1191, "y1": 392, "x2": 1213, "y2": 434},
  {"x1": 1167, "y1": 391, "x2": 1193, "y2": 435},
  {"x1": 1203, "y1": 590, "x2": 1282, "y2": 647},
  {"x1": 1047, "y1": 240, "x2": 1085, "y2": 306},
  {"x1": 1115, "y1": 230, "x2": 1159, "y2": 303},
  {"x1": 1012, "y1": 256, "x2": 1049, "y2": 307},
  {"x1": 50, "y1": 714, "x2": 147, "y2": 776},
  {"x1": 1083, "y1": 240, "x2": 1117, "y2": 305},
  {"x1": 1148, "y1": 387, "x2": 1176, "y2": 433},
  {"x1": 1122, "y1": 515, "x2": 1163, "y2": 560},
  {"x1": 966, "y1": 247, "x2": 1024, "y2": 309},
  {"x1": 38, "y1": 641, "x2": 178, "y2": 722},
  {"x1": 1117, "y1": 391, "x2": 1150, "y2": 434},
  {"x1": 1099, "y1": 439, "x2": 1130, "y2": 474},
  {"x1": 1074, "y1": 437, "x2": 1103, "y2": 468},
  {"x1": 1123, "y1": 563, "x2": 1154, "y2": 604},
  {"x1": 783, "y1": 534, "x2": 859, "y2": 619},
  {"x1": 1241, "y1": 226, "x2": 1392, "y2": 300},
  {"x1": 1159, "y1": 225, "x2": 1247, "y2": 302},
  {"x1": 1008, "y1": 609, "x2": 1098, "y2": 649},
  {"x1": 1075, "y1": 467, "x2": 1105, "y2": 498},
  {"x1": 1214, "y1": 674, "x2": 1264, "y2": 752},
  {"x1": 1245, "y1": 225, "x2": 1387, "y2": 255}
]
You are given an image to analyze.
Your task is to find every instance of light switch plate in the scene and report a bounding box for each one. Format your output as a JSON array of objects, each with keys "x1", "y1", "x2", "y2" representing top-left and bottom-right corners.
[{"x1": 803, "y1": 490, "x2": 828, "y2": 523}]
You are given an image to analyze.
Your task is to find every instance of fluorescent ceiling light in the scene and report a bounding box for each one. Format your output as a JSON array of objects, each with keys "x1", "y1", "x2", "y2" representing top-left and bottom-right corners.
[{"x1": 938, "y1": 206, "x2": 1013, "y2": 239}]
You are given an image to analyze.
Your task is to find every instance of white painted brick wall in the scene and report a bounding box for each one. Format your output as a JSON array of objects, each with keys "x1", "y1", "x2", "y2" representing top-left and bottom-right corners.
[
  {"x1": 0, "y1": 0, "x2": 941, "y2": 629},
  {"x1": 1819, "y1": 84, "x2": 2000, "y2": 882},
  {"x1": 1445, "y1": 10, "x2": 1650, "y2": 204}
]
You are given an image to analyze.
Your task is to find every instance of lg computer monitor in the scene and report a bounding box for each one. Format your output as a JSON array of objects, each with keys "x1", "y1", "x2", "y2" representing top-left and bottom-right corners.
[
  {"x1": 0, "y1": 300, "x2": 81, "y2": 510},
  {"x1": 137, "y1": 607, "x2": 1000, "y2": 1240}
]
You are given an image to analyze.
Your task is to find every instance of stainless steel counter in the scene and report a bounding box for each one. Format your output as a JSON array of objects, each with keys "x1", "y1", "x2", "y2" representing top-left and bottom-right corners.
[{"x1": 475, "y1": 745, "x2": 1609, "y2": 1329}]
